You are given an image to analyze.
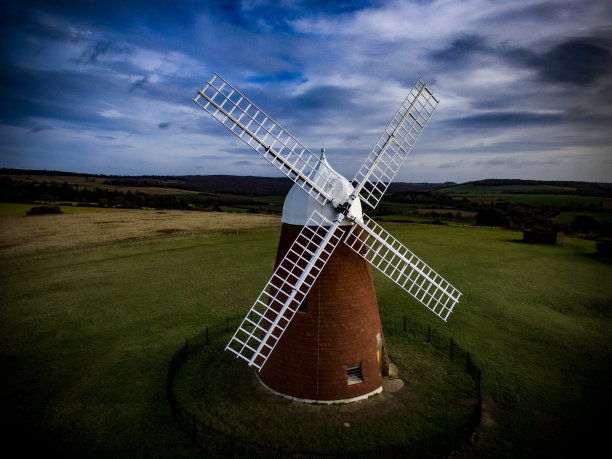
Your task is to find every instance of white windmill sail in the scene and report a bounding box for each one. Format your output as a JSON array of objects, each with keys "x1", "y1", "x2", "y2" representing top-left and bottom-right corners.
[
  {"x1": 194, "y1": 74, "x2": 461, "y2": 373},
  {"x1": 340, "y1": 79, "x2": 460, "y2": 320},
  {"x1": 226, "y1": 210, "x2": 345, "y2": 370},
  {"x1": 351, "y1": 78, "x2": 439, "y2": 209},
  {"x1": 344, "y1": 215, "x2": 461, "y2": 321},
  {"x1": 193, "y1": 74, "x2": 339, "y2": 207}
]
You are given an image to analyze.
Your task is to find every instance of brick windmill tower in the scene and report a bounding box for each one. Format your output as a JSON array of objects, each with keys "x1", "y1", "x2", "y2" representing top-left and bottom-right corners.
[
  {"x1": 193, "y1": 74, "x2": 462, "y2": 403},
  {"x1": 258, "y1": 149, "x2": 386, "y2": 402}
]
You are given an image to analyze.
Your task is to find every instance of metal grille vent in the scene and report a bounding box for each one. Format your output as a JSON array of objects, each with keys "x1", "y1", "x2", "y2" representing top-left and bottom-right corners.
[{"x1": 347, "y1": 363, "x2": 363, "y2": 385}]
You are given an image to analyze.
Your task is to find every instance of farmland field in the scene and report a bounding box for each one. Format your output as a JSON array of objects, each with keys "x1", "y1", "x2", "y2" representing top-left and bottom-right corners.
[
  {"x1": 441, "y1": 192, "x2": 607, "y2": 207},
  {"x1": 437, "y1": 182, "x2": 610, "y2": 207},
  {"x1": 1, "y1": 208, "x2": 610, "y2": 457},
  {"x1": 0, "y1": 205, "x2": 279, "y2": 256}
]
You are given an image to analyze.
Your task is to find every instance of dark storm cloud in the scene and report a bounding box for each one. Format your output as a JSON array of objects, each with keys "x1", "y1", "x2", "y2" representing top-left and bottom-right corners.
[
  {"x1": 0, "y1": 66, "x2": 91, "y2": 127},
  {"x1": 0, "y1": 66, "x2": 109, "y2": 128},
  {"x1": 491, "y1": 1, "x2": 573, "y2": 23},
  {"x1": 0, "y1": 8, "x2": 73, "y2": 42},
  {"x1": 76, "y1": 41, "x2": 112, "y2": 65},
  {"x1": 30, "y1": 125, "x2": 50, "y2": 133},
  {"x1": 129, "y1": 77, "x2": 149, "y2": 94},
  {"x1": 276, "y1": 86, "x2": 360, "y2": 133},
  {"x1": 9, "y1": 0, "x2": 198, "y2": 31},
  {"x1": 428, "y1": 34, "x2": 489, "y2": 68},
  {"x1": 446, "y1": 112, "x2": 564, "y2": 129},
  {"x1": 530, "y1": 38, "x2": 612, "y2": 85},
  {"x1": 294, "y1": 86, "x2": 355, "y2": 112},
  {"x1": 472, "y1": 156, "x2": 560, "y2": 168},
  {"x1": 430, "y1": 33, "x2": 612, "y2": 86}
]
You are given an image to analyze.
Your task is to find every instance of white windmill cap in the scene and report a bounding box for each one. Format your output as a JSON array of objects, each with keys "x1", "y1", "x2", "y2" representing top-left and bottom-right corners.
[{"x1": 281, "y1": 149, "x2": 362, "y2": 226}]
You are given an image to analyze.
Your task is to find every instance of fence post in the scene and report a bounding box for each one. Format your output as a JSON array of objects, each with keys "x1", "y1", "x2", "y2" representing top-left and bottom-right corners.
[
  {"x1": 450, "y1": 337, "x2": 453, "y2": 361},
  {"x1": 476, "y1": 368, "x2": 482, "y2": 420}
]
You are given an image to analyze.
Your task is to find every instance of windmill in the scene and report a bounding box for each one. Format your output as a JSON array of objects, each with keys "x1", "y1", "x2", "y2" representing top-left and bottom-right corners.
[{"x1": 193, "y1": 74, "x2": 461, "y2": 403}]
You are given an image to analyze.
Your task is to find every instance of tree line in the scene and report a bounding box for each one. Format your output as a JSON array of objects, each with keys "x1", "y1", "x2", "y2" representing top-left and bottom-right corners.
[
  {"x1": 0, "y1": 178, "x2": 282, "y2": 214},
  {"x1": 384, "y1": 190, "x2": 612, "y2": 239},
  {"x1": 1, "y1": 179, "x2": 191, "y2": 210}
]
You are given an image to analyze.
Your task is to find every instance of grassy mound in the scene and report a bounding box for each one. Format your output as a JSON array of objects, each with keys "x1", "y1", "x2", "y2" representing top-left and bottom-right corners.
[{"x1": 171, "y1": 327, "x2": 478, "y2": 455}]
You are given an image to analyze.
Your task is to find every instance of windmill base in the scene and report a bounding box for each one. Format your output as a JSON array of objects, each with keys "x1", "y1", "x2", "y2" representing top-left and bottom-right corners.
[{"x1": 256, "y1": 372, "x2": 383, "y2": 404}]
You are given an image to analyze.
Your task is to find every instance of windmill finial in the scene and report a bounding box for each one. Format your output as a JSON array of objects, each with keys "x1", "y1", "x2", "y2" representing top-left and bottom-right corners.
[{"x1": 320, "y1": 146, "x2": 326, "y2": 161}]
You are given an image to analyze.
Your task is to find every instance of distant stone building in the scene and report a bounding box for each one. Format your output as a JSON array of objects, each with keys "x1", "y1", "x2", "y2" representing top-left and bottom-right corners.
[{"x1": 523, "y1": 229, "x2": 564, "y2": 245}]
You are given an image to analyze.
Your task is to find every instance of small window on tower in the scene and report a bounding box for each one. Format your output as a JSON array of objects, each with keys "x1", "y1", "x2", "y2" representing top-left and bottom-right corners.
[
  {"x1": 298, "y1": 299, "x2": 308, "y2": 313},
  {"x1": 347, "y1": 363, "x2": 363, "y2": 385}
]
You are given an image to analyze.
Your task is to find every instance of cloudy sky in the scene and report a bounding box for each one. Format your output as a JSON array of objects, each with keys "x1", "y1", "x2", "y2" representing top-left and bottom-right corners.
[{"x1": 1, "y1": 0, "x2": 611, "y2": 183}]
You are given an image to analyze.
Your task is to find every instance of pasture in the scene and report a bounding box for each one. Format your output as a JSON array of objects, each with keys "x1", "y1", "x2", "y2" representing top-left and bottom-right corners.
[{"x1": 0, "y1": 208, "x2": 610, "y2": 457}]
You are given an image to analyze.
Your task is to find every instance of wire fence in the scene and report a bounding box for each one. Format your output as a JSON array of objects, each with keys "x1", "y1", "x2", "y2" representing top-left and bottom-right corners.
[{"x1": 167, "y1": 315, "x2": 482, "y2": 458}]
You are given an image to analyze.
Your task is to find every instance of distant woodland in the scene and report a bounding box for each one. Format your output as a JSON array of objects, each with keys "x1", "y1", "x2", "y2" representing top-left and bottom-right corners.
[{"x1": 1, "y1": 168, "x2": 611, "y2": 239}]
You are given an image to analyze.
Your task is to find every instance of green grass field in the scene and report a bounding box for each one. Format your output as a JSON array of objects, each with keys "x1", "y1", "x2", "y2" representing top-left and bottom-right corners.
[
  {"x1": 440, "y1": 193, "x2": 606, "y2": 207},
  {"x1": 1, "y1": 216, "x2": 610, "y2": 457},
  {"x1": 434, "y1": 184, "x2": 609, "y2": 207}
]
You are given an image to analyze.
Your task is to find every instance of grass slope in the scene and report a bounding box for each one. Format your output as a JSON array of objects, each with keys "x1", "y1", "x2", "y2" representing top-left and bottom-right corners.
[
  {"x1": 374, "y1": 224, "x2": 611, "y2": 457},
  {"x1": 0, "y1": 216, "x2": 610, "y2": 457},
  {"x1": 173, "y1": 329, "x2": 476, "y2": 455},
  {"x1": 0, "y1": 230, "x2": 279, "y2": 456}
]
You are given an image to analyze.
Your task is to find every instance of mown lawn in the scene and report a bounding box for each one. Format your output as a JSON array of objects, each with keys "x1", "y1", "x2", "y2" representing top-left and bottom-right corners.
[
  {"x1": 172, "y1": 326, "x2": 477, "y2": 455},
  {"x1": 1, "y1": 219, "x2": 610, "y2": 457}
]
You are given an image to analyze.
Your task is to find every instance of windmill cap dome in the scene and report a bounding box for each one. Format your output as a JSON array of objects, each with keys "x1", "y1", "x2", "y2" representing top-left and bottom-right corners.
[{"x1": 281, "y1": 156, "x2": 362, "y2": 226}]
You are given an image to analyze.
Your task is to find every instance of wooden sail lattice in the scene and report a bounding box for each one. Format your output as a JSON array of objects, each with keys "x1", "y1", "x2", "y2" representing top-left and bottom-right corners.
[
  {"x1": 345, "y1": 215, "x2": 460, "y2": 321},
  {"x1": 194, "y1": 74, "x2": 338, "y2": 207},
  {"x1": 226, "y1": 211, "x2": 345, "y2": 369},
  {"x1": 352, "y1": 79, "x2": 439, "y2": 209}
]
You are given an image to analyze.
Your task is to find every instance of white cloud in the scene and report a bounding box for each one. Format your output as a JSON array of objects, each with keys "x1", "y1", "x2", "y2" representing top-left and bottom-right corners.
[{"x1": 2, "y1": 0, "x2": 611, "y2": 183}]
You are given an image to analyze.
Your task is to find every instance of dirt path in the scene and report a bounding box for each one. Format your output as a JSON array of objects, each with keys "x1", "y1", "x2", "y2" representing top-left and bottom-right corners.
[{"x1": 0, "y1": 209, "x2": 280, "y2": 257}]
